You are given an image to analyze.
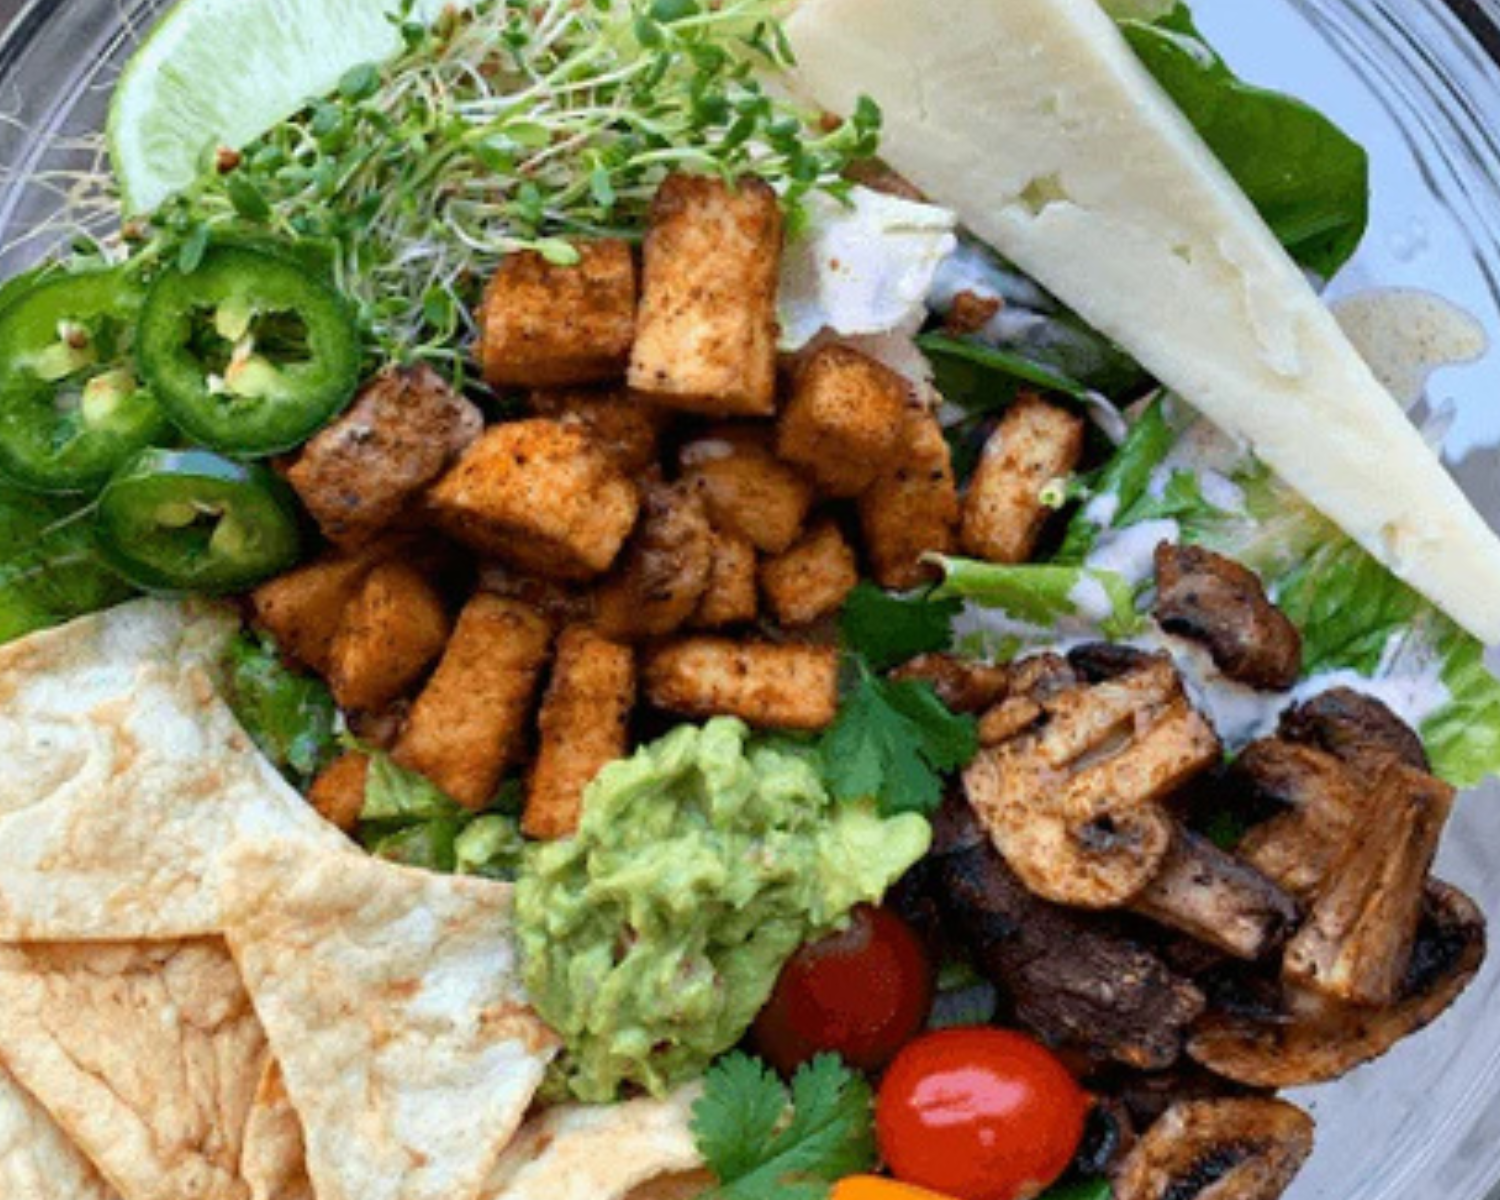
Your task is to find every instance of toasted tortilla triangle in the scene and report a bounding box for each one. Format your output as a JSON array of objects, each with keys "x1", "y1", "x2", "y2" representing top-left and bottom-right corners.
[
  {"x1": 480, "y1": 1086, "x2": 704, "y2": 1200},
  {"x1": 221, "y1": 839, "x2": 558, "y2": 1200},
  {"x1": 0, "y1": 938, "x2": 266, "y2": 1200},
  {"x1": 240, "y1": 1060, "x2": 313, "y2": 1200},
  {"x1": 0, "y1": 1062, "x2": 119, "y2": 1200},
  {"x1": 0, "y1": 599, "x2": 345, "y2": 940}
]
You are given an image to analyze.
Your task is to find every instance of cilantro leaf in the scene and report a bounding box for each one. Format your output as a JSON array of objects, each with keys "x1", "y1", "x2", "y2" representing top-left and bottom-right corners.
[
  {"x1": 820, "y1": 669, "x2": 979, "y2": 817},
  {"x1": 693, "y1": 1053, "x2": 876, "y2": 1200},
  {"x1": 840, "y1": 583, "x2": 961, "y2": 671}
]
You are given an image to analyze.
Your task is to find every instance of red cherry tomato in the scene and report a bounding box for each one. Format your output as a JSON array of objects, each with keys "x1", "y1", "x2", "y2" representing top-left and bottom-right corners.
[
  {"x1": 876, "y1": 1028, "x2": 1089, "y2": 1200},
  {"x1": 753, "y1": 905, "x2": 934, "y2": 1074}
]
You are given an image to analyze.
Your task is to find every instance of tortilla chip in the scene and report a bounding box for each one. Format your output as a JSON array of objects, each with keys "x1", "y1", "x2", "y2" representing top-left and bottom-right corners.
[
  {"x1": 0, "y1": 938, "x2": 266, "y2": 1200},
  {"x1": 480, "y1": 1087, "x2": 705, "y2": 1200},
  {"x1": 0, "y1": 1062, "x2": 119, "y2": 1200},
  {"x1": 241, "y1": 1060, "x2": 313, "y2": 1200},
  {"x1": 0, "y1": 599, "x2": 345, "y2": 940},
  {"x1": 221, "y1": 839, "x2": 558, "y2": 1200},
  {"x1": 624, "y1": 1173, "x2": 716, "y2": 1200}
]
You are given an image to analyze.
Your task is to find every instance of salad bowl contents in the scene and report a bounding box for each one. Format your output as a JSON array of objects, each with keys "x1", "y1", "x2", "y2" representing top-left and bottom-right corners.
[{"x1": 0, "y1": 2, "x2": 1497, "y2": 1200}]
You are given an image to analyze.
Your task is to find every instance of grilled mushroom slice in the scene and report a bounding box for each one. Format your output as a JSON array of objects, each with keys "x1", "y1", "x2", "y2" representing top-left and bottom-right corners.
[
  {"x1": 1153, "y1": 543, "x2": 1302, "y2": 691},
  {"x1": 1113, "y1": 1098, "x2": 1314, "y2": 1200},
  {"x1": 1283, "y1": 759, "x2": 1454, "y2": 1006},
  {"x1": 594, "y1": 480, "x2": 714, "y2": 639},
  {"x1": 965, "y1": 653, "x2": 1221, "y2": 908},
  {"x1": 1188, "y1": 880, "x2": 1486, "y2": 1088},
  {"x1": 1129, "y1": 828, "x2": 1298, "y2": 961},
  {"x1": 933, "y1": 798, "x2": 1205, "y2": 1070},
  {"x1": 890, "y1": 653, "x2": 1013, "y2": 713},
  {"x1": 1278, "y1": 686, "x2": 1429, "y2": 772}
]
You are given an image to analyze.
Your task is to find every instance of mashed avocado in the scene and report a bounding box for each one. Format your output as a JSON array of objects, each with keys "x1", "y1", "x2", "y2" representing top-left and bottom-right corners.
[{"x1": 515, "y1": 717, "x2": 931, "y2": 1102}]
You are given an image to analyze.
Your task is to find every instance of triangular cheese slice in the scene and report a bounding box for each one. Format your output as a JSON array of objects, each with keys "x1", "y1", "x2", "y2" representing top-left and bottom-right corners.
[
  {"x1": 220, "y1": 840, "x2": 557, "y2": 1200},
  {"x1": 786, "y1": 0, "x2": 1500, "y2": 643},
  {"x1": 0, "y1": 939, "x2": 266, "y2": 1200}
]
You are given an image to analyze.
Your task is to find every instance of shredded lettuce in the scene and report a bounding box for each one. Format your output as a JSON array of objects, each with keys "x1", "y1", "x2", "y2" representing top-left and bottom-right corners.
[
  {"x1": 935, "y1": 557, "x2": 1145, "y2": 651},
  {"x1": 221, "y1": 632, "x2": 339, "y2": 788}
]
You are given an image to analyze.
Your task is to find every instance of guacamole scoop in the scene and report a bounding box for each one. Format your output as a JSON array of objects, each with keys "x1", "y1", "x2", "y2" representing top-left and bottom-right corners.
[{"x1": 515, "y1": 717, "x2": 931, "y2": 1102}]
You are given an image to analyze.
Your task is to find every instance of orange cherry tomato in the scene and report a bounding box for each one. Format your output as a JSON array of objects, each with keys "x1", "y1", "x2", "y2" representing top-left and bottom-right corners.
[
  {"x1": 833, "y1": 1176, "x2": 959, "y2": 1200},
  {"x1": 876, "y1": 1028, "x2": 1089, "y2": 1200}
]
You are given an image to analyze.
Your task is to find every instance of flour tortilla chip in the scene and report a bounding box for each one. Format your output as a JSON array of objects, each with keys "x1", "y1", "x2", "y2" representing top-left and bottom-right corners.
[
  {"x1": 241, "y1": 1060, "x2": 313, "y2": 1200},
  {"x1": 221, "y1": 839, "x2": 558, "y2": 1200},
  {"x1": 624, "y1": 1173, "x2": 716, "y2": 1200},
  {"x1": 0, "y1": 938, "x2": 266, "y2": 1200},
  {"x1": 0, "y1": 599, "x2": 345, "y2": 940},
  {"x1": 480, "y1": 1087, "x2": 705, "y2": 1200},
  {"x1": 0, "y1": 1062, "x2": 119, "y2": 1200}
]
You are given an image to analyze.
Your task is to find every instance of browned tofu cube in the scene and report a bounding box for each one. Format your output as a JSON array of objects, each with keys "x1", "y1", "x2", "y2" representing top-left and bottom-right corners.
[
  {"x1": 327, "y1": 561, "x2": 450, "y2": 712},
  {"x1": 777, "y1": 345, "x2": 907, "y2": 496},
  {"x1": 529, "y1": 388, "x2": 668, "y2": 476},
  {"x1": 307, "y1": 752, "x2": 371, "y2": 833},
  {"x1": 479, "y1": 240, "x2": 637, "y2": 388},
  {"x1": 250, "y1": 543, "x2": 391, "y2": 674},
  {"x1": 858, "y1": 406, "x2": 960, "y2": 589},
  {"x1": 594, "y1": 482, "x2": 714, "y2": 641},
  {"x1": 759, "y1": 520, "x2": 858, "y2": 627},
  {"x1": 393, "y1": 594, "x2": 554, "y2": 810},
  {"x1": 961, "y1": 394, "x2": 1086, "y2": 564},
  {"x1": 428, "y1": 420, "x2": 640, "y2": 581},
  {"x1": 693, "y1": 532, "x2": 758, "y2": 629},
  {"x1": 287, "y1": 365, "x2": 483, "y2": 547},
  {"x1": 627, "y1": 174, "x2": 782, "y2": 417},
  {"x1": 525, "y1": 626, "x2": 636, "y2": 840},
  {"x1": 643, "y1": 638, "x2": 839, "y2": 732},
  {"x1": 680, "y1": 428, "x2": 814, "y2": 555}
]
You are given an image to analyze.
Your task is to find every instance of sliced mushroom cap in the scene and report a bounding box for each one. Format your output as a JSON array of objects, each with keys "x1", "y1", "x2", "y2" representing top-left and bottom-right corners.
[
  {"x1": 1188, "y1": 880, "x2": 1486, "y2": 1088},
  {"x1": 1153, "y1": 543, "x2": 1302, "y2": 692},
  {"x1": 965, "y1": 653, "x2": 1221, "y2": 909},
  {"x1": 1113, "y1": 1097, "x2": 1314, "y2": 1200},
  {"x1": 890, "y1": 652, "x2": 1013, "y2": 713},
  {"x1": 1129, "y1": 828, "x2": 1299, "y2": 961},
  {"x1": 1283, "y1": 759, "x2": 1454, "y2": 1006},
  {"x1": 1278, "y1": 686, "x2": 1429, "y2": 772}
]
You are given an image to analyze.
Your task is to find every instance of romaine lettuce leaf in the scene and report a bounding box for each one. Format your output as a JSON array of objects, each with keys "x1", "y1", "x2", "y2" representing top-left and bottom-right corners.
[
  {"x1": 222, "y1": 631, "x2": 339, "y2": 788},
  {"x1": 358, "y1": 754, "x2": 527, "y2": 876},
  {"x1": 935, "y1": 557, "x2": 1145, "y2": 646}
]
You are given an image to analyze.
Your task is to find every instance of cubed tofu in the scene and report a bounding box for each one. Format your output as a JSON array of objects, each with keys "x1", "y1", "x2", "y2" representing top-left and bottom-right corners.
[
  {"x1": 961, "y1": 394, "x2": 1086, "y2": 564},
  {"x1": 307, "y1": 752, "x2": 371, "y2": 833},
  {"x1": 327, "y1": 561, "x2": 450, "y2": 711},
  {"x1": 529, "y1": 388, "x2": 667, "y2": 476},
  {"x1": 759, "y1": 519, "x2": 858, "y2": 627},
  {"x1": 628, "y1": 174, "x2": 782, "y2": 416},
  {"x1": 393, "y1": 594, "x2": 554, "y2": 810},
  {"x1": 643, "y1": 637, "x2": 839, "y2": 731},
  {"x1": 693, "y1": 532, "x2": 758, "y2": 628},
  {"x1": 679, "y1": 428, "x2": 814, "y2": 554},
  {"x1": 595, "y1": 482, "x2": 714, "y2": 640},
  {"x1": 777, "y1": 345, "x2": 907, "y2": 496},
  {"x1": 479, "y1": 240, "x2": 637, "y2": 388},
  {"x1": 428, "y1": 419, "x2": 640, "y2": 581},
  {"x1": 286, "y1": 364, "x2": 483, "y2": 547},
  {"x1": 858, "y1": 405, "x2": 960, "y2": 588},
  {"x1": 525, "y1": 626, "x2": 636, "y2": 840},
  {"x1": 250, "y1": 543, "x2": 391, "y2": 674}
]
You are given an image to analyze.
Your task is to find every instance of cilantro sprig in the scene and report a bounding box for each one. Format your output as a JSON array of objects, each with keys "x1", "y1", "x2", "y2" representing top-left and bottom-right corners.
[
  {"x1": 839, "y1": 582, "x2": 962, "y2": 672},
  {"x1": 692, "y1": 1053, "x2": 876, "y2": 1200}
]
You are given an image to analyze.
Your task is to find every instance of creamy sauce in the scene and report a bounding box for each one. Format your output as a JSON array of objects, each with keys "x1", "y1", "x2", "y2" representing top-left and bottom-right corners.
[
  {"x1": 1084, "y1": 519, "x2": 1179, "y2": 587},
  {"x1": 1332, "y1": 288, "x2": 1487, "y2": 411}
]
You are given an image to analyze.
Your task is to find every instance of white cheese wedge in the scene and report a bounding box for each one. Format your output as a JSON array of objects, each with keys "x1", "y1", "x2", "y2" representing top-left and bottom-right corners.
[{"x1": 785, "y1": 0, "x2": 1500, "y2": 644}]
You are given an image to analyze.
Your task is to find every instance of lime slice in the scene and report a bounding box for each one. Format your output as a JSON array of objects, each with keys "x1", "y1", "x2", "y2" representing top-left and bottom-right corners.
[{"x1": 107, "y1": 0, "x2": 456, "y2": 216}]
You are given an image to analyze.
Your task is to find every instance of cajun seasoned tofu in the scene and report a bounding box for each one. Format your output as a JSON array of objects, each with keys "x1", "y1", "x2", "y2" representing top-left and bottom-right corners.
[
  {"x1": 643, "y1": 637, "x2": 840, "y2": 731},
  {"x1": 394, "y1": 594, "x2": 554, "y2": 810},
  {"x1": 307, "y1": 752, "x2": 371, "y2": 833},
  {"x1": 479, "y1": 240, "x2": 637, "y2": 388},
  {"x1": 529, "y1": 388, "x2": 667, "y2": 475},
  {"x1": 595, "y1": 482, "x2": 714, "y2": 640},
  {"x1": 250, "y1": 543, "x2": 391, "y2": 674},
  {"x1": 693, "y1": 532, "x2": 758, "y2": 628},
  {"x1": 777, "y1": 345, "x2": 907, "y2": 496},
  {"x1": 960, "y1": 393, "x2": 1085, "y2": 565},
  {"x1": 759, "y1": 520, "x2": 858, "y2": 627},
  {"x1": 428, "y1": 419, "x2": 640, "y2": 581},
  {"x1": 525, "y1": 626, "x2": 636, "y2": 840},
  {"x1": 628, "y1": 174, "x2": 782, "y2": 416},
  {"x1": 858, "y1": 405, "x2": 960, "y2": 588},
  {"x1": 327, "y1": 561, "x2": 450, "y2": 712},
  {"x1": 679, "y1": 428, "x2": 814, "y2": 555},
  {"x1": 286, "y1": 364, "x2": 483, "y2": 547}
]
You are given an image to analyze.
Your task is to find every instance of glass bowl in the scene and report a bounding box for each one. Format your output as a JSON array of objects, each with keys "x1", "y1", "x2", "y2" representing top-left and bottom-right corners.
[{"x1": 3, "y1": 1, "x2": 1500, "y2": 1197}]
